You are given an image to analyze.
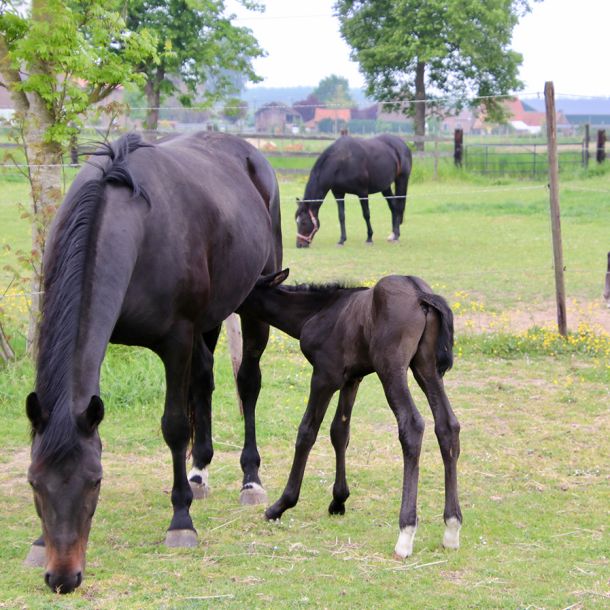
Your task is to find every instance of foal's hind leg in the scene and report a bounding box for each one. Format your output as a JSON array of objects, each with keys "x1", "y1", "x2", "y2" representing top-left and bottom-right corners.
[
  {"x1": 328, "y1": 379, "x2": 360, "y2": 515},
  {"x1": 411, "y1": 354, "x2": 462, "y2": 550},
  {"x1": 188, "y1": 327, "x2": 221, "y2": 499},
  {"x1": 377, "y1": 367, "x2": 425, "y2": 558},
  {"x1": 236, "y1": 314, "x2": 270, "y2": 505}
]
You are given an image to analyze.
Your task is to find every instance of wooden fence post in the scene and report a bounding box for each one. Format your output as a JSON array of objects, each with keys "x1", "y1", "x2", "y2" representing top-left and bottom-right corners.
[
  {"x1": 582, "y1": 124, "x2": 590, "y2": 168},
  {"x1": 544, "y1": 81, "x2": 568, "y2": 336},
  {"x1": 596, "y1": 129, "x2": 606, "y2": 163},
  {"x1": 604, "y1": 252, "x2": 610, "y2": 307},
  {"x1": 454, "y1": 128, "x2": 463, "y2": 167}
]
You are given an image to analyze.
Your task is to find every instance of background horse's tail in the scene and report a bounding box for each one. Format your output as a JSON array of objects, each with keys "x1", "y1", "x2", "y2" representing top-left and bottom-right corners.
[{"x1": 417, "y1": 292, "x2": 454, "y2": 377}]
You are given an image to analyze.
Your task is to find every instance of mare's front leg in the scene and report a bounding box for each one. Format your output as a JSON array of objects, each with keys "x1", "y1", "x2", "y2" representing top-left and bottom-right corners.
[
  {"x1": 358, "y1": 195, "x2": 374, "y2": 243},
  {"x1": 332, "y1": 190, "x2": 347, "y2": 245},
  {"x1": 159, "y1": 321, "x2": 198, "y2": 547},
  {"x1": 378, "y1": 367, "x2": 425, "y2": 558},
  {"x1": 188, "y1": 327, "x2": 221, "y2": 499},
  {"x1": 237, "y1": 315, "x2": 270, "y2": 505},
  {"x1": 411, "y1": 353, "x2": 462, "y2": 550},
  {"x1": 266, "y1": 371, "x2": 337, "y2": 520},
  {"x1": 328, "y1": 378, "x2": 360, "y2": 515}
]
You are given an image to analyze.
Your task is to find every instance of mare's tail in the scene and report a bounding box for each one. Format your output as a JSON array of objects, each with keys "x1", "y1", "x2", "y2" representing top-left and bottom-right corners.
[{"x1": 417, "y1": 292, "x2": 454, "y2": 377}]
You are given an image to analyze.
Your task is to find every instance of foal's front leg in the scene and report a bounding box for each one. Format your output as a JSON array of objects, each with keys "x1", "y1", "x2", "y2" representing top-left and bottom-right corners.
[
  {"x1": 265, "y1": 372, "x2": 336, "y2": 520},
  {"x1": 328, "y1": 379, "x2": 360, "y2": 515},
  {"x1": 378, "y1": 368, "x2": 425, "y2": 558}
]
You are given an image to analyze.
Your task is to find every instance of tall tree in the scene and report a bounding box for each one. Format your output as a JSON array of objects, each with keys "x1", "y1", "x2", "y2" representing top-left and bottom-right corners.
[
  {"x1": 313, "y1": 74, "x2": 354, "y2": 107},
  {"x1": 0, "y1": 0, "x2": 155, "y2": 352},
  {"x1": 335, "y1": 0, "x2": 537, "y2": 149},
  {"x1": 125, "y1": 0, "x2": 265, "y2": 130}
]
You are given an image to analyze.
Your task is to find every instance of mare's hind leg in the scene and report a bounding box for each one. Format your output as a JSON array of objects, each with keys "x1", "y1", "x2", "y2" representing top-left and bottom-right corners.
[
  {"x1": 358, "y1": 195, "x2": 374, "y2": 243},
  {"x1": 382, "y1": 187, "x2": 399, "y2": 242},
  {"x1": 332, "y1": 190, "x2": 347, "y2": 245},
  {"x1": 328, "y1": 378, "x2": 360, "y2": 515},
  {"x1": 411, "y1": 352, "x2": 462, "y2": 550},
  {"x1": 158, "y1": 321, "x2": 198, "y2": 547},
  {"x1": 188, "y1": 326, "x2": 221, "y2": 499},
  {"x1": 237, "y1": 314, "x2": 270, "y2": 505},
  {"x1": 377, "y1": 367, "x2": 425, "y2": 559},
  {"x1": 266, "y1": 371, "x2": 337, "y2": 520}
]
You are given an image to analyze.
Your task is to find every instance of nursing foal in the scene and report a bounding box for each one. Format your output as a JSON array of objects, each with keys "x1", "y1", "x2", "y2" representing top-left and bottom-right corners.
[{"x1": 238, "y1": 270, "x2": 462, "y2": 558}]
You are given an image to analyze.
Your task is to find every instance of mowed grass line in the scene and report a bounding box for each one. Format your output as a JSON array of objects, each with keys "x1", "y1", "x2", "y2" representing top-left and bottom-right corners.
[{"x1": 0, "y1": 337, "x2": 608, "y2": 608}]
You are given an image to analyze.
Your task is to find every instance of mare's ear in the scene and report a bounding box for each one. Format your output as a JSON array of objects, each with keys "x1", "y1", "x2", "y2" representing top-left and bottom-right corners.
[
  {"x1": 77, "y1": 396, "x2": 105, "y2": 435},
  {"x1": 255, "y1": 268, "x2": 290, "y2": 288},
  {"x1": 26, "y1": 392, "x2": 48, "y2": 433}
]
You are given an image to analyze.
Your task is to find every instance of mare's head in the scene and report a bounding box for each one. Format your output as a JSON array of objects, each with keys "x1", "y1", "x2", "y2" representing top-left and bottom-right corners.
[
  {"x1": 295, "y1": 198, "x2": 320, "y2": 248},
  {"x1": 26, "y1": 393, "x2": 104, "y2": 594}
]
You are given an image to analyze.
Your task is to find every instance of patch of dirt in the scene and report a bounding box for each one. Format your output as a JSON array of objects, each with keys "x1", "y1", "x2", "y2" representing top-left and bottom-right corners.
[{"x1": 456, "y1": 298, "x2": 610, "y2": 333}]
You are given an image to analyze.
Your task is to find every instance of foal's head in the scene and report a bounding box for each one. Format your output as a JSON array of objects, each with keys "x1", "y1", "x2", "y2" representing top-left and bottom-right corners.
[
  {"x1": 295, "y1": 198, "x2": 320, "y2": 248},
  {"x1": 26, "y1": 393, "x2": 104, "y2": 594}
]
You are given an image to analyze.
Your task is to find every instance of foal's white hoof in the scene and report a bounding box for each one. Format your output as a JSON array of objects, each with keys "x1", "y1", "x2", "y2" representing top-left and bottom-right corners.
[
  {"x1": 240, "y1": 482, "x2": 268, "y2": 505},
  {"x1": 443, "y1": 517, "x2": 461, "y2": 550},
  {"x1": 394, "y1": 525, "x2": 417, "y2": 559},
  {"x1": 165, "y1": 529, "x2": 198, "y2": 548},
  {"x1": 24, "y1": 543, "x2": 46, "y2": 568},
  {"x1": 188, "y1": 467, "x2": 210, "y2": 500}
]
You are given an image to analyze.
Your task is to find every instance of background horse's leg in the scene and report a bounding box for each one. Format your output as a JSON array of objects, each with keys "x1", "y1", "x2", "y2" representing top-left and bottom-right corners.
[
  {"x1": 377, "y1": 367, "x2": 425, "y2": 559},
  {"x1": 382, "y1": 187, "x2": 399, "y2": 242},
  {"x1": 188, "y1": 327, "x2": 221, "y2": 499},
  {"x1": 328, "y1": 379, "x2": 360, "y2": 515},
  {"x1": 411, "y1": 358, "x2": 462, "y2": 550},
  {"x1": 358, "y1": 195, "x2": 374, "y2": 243},
  {"x1": 265, "y1": 371, "x2": 336, "y2": 520},
  {"x1": 24, "y1": 534, "x2": 46, "y2": 567},
  {"x1": 237, "y1": 315, "x2": 270, "y2": 505},
  {"x1": 158, "y1": 322, "x2": 198, "y2": 547},
  {"x1": 332, "y1": 190, "x2": 347, "y2": 245}
]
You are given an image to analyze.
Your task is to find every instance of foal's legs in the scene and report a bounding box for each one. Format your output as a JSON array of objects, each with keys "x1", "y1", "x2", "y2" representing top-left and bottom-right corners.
[
  {"x1": 358, "y1": 195, "x2": 374, "y2": 243},
  {"x1": 237, "y1": 314, "x2": 271, "y2": 504},
  {"x1": 377, "y1": 367, "x2": 425, "y2": 558},
  {"x1": 265, "y1": 371, "x2": 337, "y2": 520},
  {"x1": 332, "y1": 190, "x2": 347, "y2": 245},
  {"x1": 188, "y1": 326, "x2": 221, "y2": 499},
  {"x1": 411, "y1": 354, "x2": 462, "y2": 549},
  {"x1": 158, "y1": 321, "x2": 198, "y2": 547},
  {"x1": 382, "y1": 187, "x2": 399, "y2": 242},
  {"x1": 328, "y1": 379, "x2": 360, "y2": 515}
]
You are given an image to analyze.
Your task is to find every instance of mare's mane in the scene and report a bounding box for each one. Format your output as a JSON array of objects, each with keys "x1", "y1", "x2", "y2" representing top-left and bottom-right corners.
[
  {"x1": 33, "y1": 133, "x2": 150, "y2": 466},
  {"x1": 281, "y1": 282, "x2": 367, "y2": 296}
]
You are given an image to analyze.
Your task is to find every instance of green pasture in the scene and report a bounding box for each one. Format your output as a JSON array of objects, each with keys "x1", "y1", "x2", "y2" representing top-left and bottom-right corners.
[{"x1": 0, "y1": 161, "x2": 608, "y2": 608}]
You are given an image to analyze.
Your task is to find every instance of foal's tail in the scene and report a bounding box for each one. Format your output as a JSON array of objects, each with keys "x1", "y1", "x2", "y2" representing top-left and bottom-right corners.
[{"x1": 417, "y1": 291, "x2": 454, "y2": 377}]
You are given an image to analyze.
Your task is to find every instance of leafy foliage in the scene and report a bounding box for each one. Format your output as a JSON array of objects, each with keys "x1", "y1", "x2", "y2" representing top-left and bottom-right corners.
[{"x1": 312, "y1": 74, "x2": 354, "y2": 107}]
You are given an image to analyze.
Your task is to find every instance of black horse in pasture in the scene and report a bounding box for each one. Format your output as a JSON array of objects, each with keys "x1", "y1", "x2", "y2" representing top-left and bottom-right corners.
[
  {"x1": 25, "y1": 131, "x2": 282, "y2": 593},
  {"x1": 295, "y1": 134, "x2": 412, "y2": 247},
  {"x1": 238, "y1": 269, "x2": 462, "y2": 558}
]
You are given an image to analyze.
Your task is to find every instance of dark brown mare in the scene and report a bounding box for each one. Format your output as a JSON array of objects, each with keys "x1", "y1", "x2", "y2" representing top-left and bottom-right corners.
[
  {"x1": 25, "y1": 131, "x2": 282, "y2": 593},
  {"x1": 295, "y1": 134, "x2": 412, "y2": 248},
  {"x1": 238, "y1": 270, "x2": 462, "y2": 558}
]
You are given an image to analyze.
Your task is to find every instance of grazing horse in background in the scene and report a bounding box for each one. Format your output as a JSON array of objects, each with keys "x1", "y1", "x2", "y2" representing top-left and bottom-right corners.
[
  {"x1": 238, "y1": 269, "x2": 462, "y2": 559},
  {"x1": 295, "y1": 134, "x2": 412, "y2": 247},
  {"x1": 25, "y1": 131, "x2": 282, "y2": 593}
]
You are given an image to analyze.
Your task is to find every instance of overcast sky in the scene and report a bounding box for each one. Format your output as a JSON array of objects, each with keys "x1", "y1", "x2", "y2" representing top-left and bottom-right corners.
[{"x1": 228, "y1": 0, "x2": 610, "y2": 97}]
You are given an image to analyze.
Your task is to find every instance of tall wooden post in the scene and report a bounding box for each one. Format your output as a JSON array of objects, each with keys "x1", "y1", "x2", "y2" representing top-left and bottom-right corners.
[
  {"x1": 583, "y1": 124, "x2": 590, "y2": 168},
  {"x1": 596, "y1": 129, "x2": 606, "y2": 163},
  {"x1": 604, "y1": 251, "x2": 610, "y2": 307},
  {"x1": 454, "y1": 128, "x2": 463, "y2": 167},
  {"x1": 544, "y1": 81, "x2": 568, "y2": 336}
]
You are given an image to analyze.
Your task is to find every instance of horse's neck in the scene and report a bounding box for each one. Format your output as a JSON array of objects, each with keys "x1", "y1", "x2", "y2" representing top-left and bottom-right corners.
[
  {"x1": 245, "y1": 288, "x2": 336, "y2": 339},
  {"x1": 304, "y1": 171, "x2": 328, "y2": 204}
]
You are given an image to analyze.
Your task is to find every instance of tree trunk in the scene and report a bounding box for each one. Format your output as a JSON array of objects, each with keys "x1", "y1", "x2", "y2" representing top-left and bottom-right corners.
[
  {"x1": 0, "y1": 321, "x2": 15, "y2": 362},
  {"x1": 144, "y1": 69, "x2": 164, "y2": 132},
  {"x1": 414, "y1": 60, "x2": 426, "y2": 152}
]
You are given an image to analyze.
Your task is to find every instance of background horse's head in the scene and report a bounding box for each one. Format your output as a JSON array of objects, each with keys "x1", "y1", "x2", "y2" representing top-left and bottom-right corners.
[
  {"x1": 26, "y1": 393, "x2": 104, "y2": 594},
  {"x1": 295, "y1": 198, "x2": 320, "y2": 248}
]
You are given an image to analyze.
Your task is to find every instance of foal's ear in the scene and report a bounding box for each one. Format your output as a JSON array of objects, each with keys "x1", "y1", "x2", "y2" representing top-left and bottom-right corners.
[
  {"x1": 77, "y1": 396, "x2": 105, "y2": 435},
  {"x1": 26, "y1": 392, "x2": 49, "y2": 433},
  {"x1": 255, "y1": 268, "x2": 290, "y2": 288}
]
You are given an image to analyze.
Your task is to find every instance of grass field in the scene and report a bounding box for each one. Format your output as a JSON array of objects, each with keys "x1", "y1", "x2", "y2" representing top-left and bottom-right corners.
[{"x1": 0, "y1": 157, "x2": 608, "y2": 608}]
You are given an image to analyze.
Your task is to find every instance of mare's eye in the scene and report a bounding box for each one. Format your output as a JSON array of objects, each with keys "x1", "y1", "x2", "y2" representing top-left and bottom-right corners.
[{"x1": 93, "y1": 478, "x2": 102, "y2": 489}]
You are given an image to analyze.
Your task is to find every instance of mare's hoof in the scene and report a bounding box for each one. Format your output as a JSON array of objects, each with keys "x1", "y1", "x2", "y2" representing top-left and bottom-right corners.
[
  {"x1": 365, "y1": 240, "x2": 373, "y2": 246},
  {"x1": 387, "y1": 232, "x2": 398, "y2": 242},
  {"x1": 240, "y1": 482, "x2": 268, "y2": 506},
  {"x1": 165, "y1": 529, "x2": 198, "y2": 548},
  {"x1": 24, "y1": 543, "x2": 46, "y2": 568},
  {"x1": 394, "y1": 525, "x2": 417, "y2": 559},
  {"x1": 264, "y1": 507, "x2": 282, "y2": 521},
  {"x1": 337, "y1": 242, "x2": 345, "y2": 247},
  {"x1": 328, "y1": 500, "x2": 346, "y2": 515},
  {"x1": 442, "y1": 517, "x2": 461, "y2": 550},
  {"x1": 189, "y1": 477, "x2": 210, "y2": 500}
]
